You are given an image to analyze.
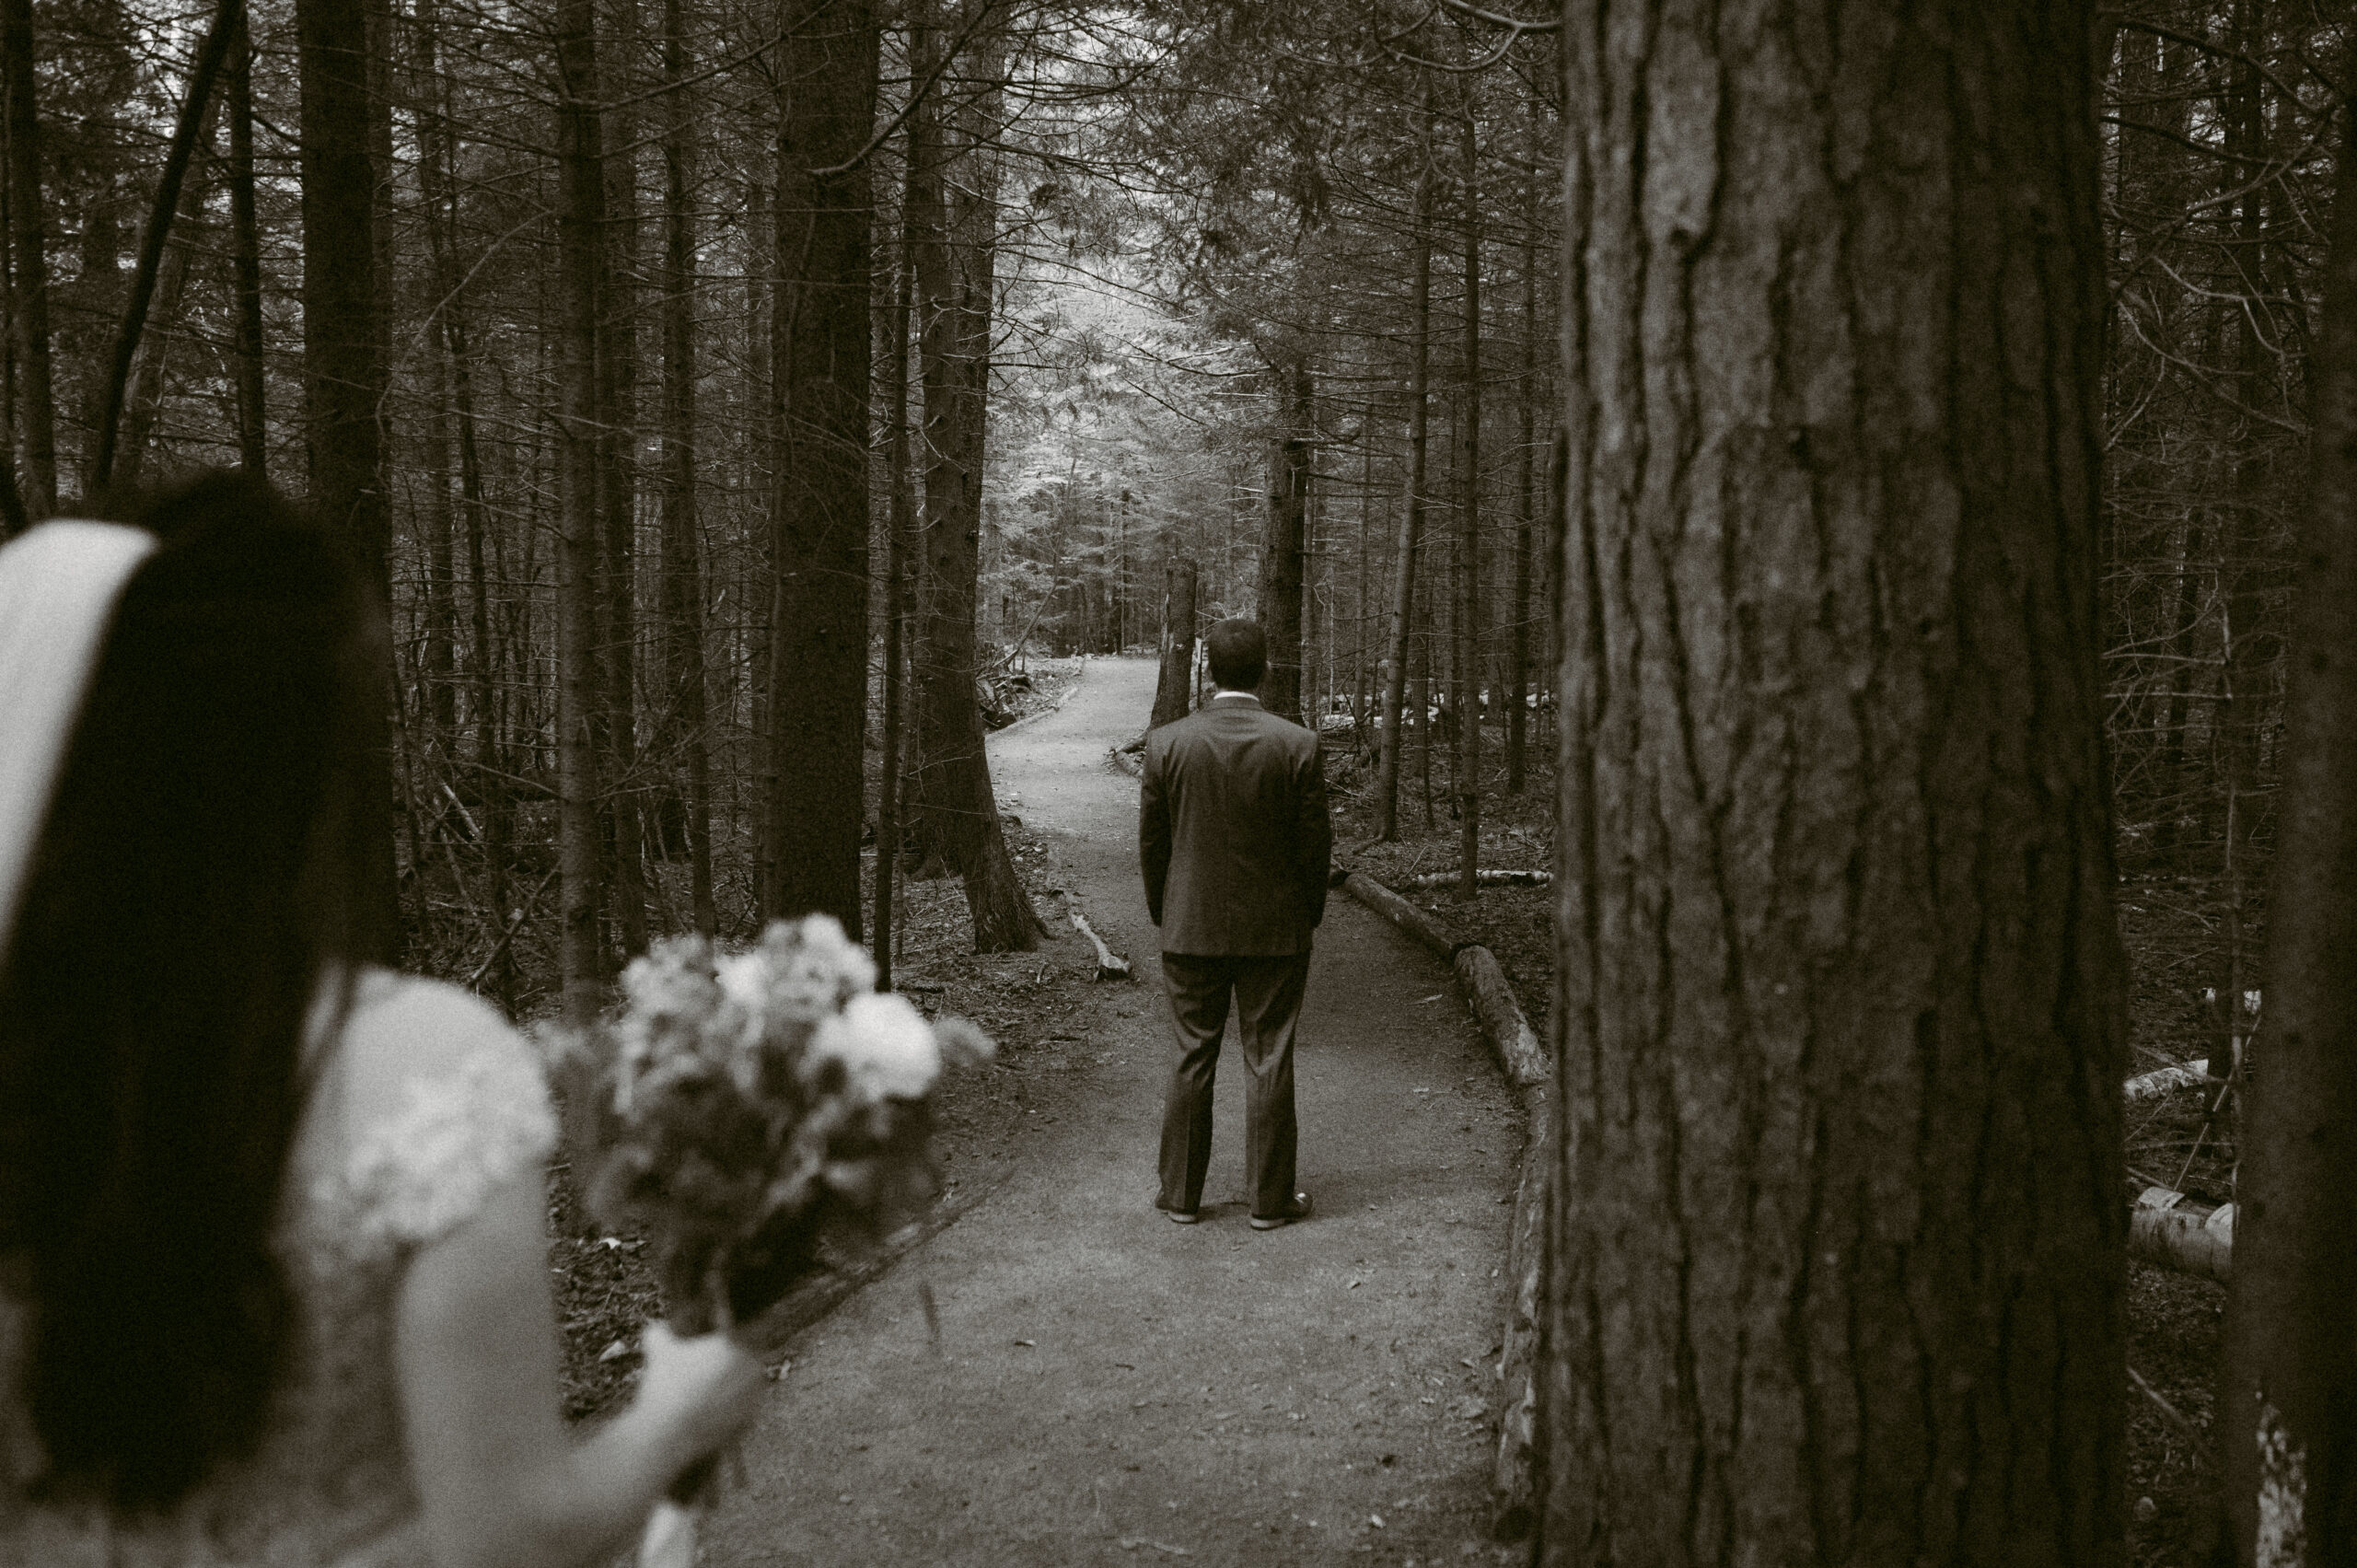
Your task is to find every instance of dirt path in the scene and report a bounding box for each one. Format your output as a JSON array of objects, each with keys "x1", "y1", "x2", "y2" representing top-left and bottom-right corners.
[{"x1": 704, "y1": 656, "x2": 1524, "y2": 1567}]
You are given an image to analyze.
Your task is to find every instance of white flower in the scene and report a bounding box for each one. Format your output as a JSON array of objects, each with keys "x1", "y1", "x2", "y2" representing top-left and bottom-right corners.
[
  {"x1": 714, "y1": 951, "x2": 771, "y2": 1014},
  {"x1": 760, "y1": 915, "x2": 877, "y2": 1020},
  {"x1": 809, "y1": 992, "x2": 941, "y2": 1102}
]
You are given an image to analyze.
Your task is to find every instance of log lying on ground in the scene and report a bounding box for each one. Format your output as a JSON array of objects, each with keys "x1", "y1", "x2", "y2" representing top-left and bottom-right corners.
[
  {"x1": 1399, "y1": 867, "x2": 1552, "y2": 890},
  {"x1": 1062, "y1": 892, "x2": 1132, "y2": 981},
  {"x1": 2123, "y1": 1058, "x2": 2220, "y2": 1100},
  {"x1": 1340, "y1": 870, "x2": 1463, "y2": 958},
  {"x1": 1107, "y1": 745, "x2": 1141, "y2": 777},
  {"x1": 1454, "y1": 945, "x2": 1547, "y2": 1090},
  {"x1": 2129, "y1": 1185, "x2": 2233, "y2": 1282}
]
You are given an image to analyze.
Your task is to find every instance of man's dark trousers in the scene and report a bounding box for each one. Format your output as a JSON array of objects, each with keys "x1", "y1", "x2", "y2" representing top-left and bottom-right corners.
[
  {"x1": 1138, "y1": 691, "x2": 1331, "y2": 1219},
  {"x1": 1156, "y1": 950, "x2": 1309, "y2": 1216}
]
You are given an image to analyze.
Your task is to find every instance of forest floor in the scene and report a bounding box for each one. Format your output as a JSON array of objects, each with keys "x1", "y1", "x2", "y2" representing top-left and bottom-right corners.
[{"x1": 1321, "y1": 727, "x2": 2228, "y2": 1568}]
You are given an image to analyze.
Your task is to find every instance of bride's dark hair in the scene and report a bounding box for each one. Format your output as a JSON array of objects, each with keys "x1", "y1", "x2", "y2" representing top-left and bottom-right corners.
[{"x1": 0, "y1": 470, "x2": 392, "y2": 1509}]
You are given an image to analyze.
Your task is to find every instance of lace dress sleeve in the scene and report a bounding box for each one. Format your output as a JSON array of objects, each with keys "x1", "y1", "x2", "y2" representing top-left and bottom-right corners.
[{"x1": 329, "y1": 980, "x2": 559, "y2": 1257}]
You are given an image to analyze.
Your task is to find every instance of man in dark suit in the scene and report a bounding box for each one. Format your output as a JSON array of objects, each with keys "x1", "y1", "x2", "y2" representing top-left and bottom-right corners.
[{"x1": 1138, "y1": 618, "x2": 1331, "y2": 1229}]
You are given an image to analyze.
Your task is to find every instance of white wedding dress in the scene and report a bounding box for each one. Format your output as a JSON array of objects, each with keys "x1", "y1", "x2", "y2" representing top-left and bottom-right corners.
[{"x1": 0, "y1": 970, "x2": 556, "y2": 1567}]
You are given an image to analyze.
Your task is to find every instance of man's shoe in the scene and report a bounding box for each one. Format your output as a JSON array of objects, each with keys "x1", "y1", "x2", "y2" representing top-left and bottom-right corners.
[
  {"x1": 1155, "y1": 1198, "x2": 1201, "y2": 1225},
  {"x1": 1250, "y1": 1192, "x2": 1313, "y2": 1230}
]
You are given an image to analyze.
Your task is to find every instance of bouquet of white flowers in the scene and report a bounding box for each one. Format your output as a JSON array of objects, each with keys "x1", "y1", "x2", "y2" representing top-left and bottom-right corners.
[
  {"x1": 555, "y1": 916, "x2": 992, "y2": 1568},
  {"x1": 575, "y1": 914, "x2": 993, "y2": 1336}
]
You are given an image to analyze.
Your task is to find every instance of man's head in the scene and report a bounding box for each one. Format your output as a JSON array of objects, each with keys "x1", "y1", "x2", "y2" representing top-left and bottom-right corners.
[{"x1": 1204, "y1": 618, "x2": 1267, "y2": 692}]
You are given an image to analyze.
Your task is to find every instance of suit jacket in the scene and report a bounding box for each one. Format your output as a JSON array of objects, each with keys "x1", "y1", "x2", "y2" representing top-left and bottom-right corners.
[{"x1": 1139, "y1": 693, "x2": 1332, "y2": 955}]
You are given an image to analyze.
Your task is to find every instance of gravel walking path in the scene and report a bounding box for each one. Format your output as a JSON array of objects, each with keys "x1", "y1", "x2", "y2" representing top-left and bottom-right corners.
[{"x1": 703, "y1": 656, "x2": 1524, "y2": 1567}]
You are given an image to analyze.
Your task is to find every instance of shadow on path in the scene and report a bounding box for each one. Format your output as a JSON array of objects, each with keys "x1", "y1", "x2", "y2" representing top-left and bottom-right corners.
[{"x1": 704, "y1": 656, "x2": 1524, "y2": 1566}]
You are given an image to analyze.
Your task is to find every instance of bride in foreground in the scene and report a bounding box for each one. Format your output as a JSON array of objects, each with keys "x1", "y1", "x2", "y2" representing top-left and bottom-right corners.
[{"x1": 0, "y1": 473, "x2": 763, "y2": 1567}]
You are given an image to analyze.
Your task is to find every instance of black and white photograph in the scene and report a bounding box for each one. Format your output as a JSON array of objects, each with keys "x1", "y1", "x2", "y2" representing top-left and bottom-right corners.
[{"x1": 0, "y1": 1, "x2": 2348, "y2": 1564}]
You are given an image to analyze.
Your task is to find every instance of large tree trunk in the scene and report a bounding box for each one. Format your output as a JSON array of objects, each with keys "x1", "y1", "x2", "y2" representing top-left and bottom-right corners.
[
  {"x1": 1150, "y1": 555, "x2": 1198, "y2": 729},
  {"x1": 1, "y1": 0, "x2": 56, "y2": 517},
  {"x1": 552, "y1": 0, "x2": 609, "y2": 1018},
  {"x1": 1376, "y1": 102, "x2": 1435, "y2": 840},
  {"x1": 2216, "y1": 88, "x2": 2357, "y2": 1568},
  {"x1": 656, "y1": 0, "x2": 714, "y2": 938},
  {"x1": 1260, "y1": 358, "x2": 1312, "y2": 724},
  {"x1": 1538, "y1": 1, "x2": 2125, "y2": 1562},
  {"x1": 762, "y1": 0, "x2": 877, "y2": 936},
  {"x1": 296, "y1": 0, "x2": 397, "y2": 959},
  {"x1": 910, "y1": 0, "x2": 1039, "y2": 952}
]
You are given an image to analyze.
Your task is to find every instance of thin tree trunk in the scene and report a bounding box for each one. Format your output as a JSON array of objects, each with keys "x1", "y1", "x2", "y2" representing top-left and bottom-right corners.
[
  {"x1": 1376, "y1": 102, "x2": 1435, "y2": 840},
  {"x1": 113, "y1": 134, "x2": 213, "y2": 484},
  {"x1": 0, "y1": 0, "x2": 55, "y2": 516},
  {"x1": 1453, "y1": 99, "x2": 1480, "y2": 899},
  {"x1": 1415, "y1": 588, "x2": 1434, "y2": 830},
  {"x1": 1260, "y1": 357, "x2": 1312, "y2": 723},
  {"x1": 2150, "y1": 516, "x2": 2205, "y2": 856},
  {"x1": 874, "y1": 250, "x2": 915, "y2": 985},
  {"x1": 1538, "y1": 1, "x2": 2124, "y2": 1559},
  {"x1": 764, "y1": 0, "x2": 877, "y2": 935},
  {"x1": 1151, "y1": 555, "x2": 1198, "y2": 729},
  {"x1": 656, "y1": 0, "x2": 714, "y2": 937},
  {"x1": 296, "y1": 0, "x2": 396, "y2": 958},
  {"x1": 92, "y1": 0, "x2": 241, "y2": 491},
  {"x1": 1355, "y1": 428, "x2": 1375, "y2": 750},
  {"x1": 552, "y1": 0, "x2": 610, "y2": 1018},
  {"x1": 1508, "y1": 116, "x2": 1538, "y2": 795},
  {"x1": 2216, "y1": 86, "x2": 2357, "y2": 1568},
  {"x1": 598, "y1": 0, "x2": 649, "y2": 958},
  {"x1": 910, "y1": 0, "x2": 1039, "y2": 951},
  {"x1": 226, "y1": 12, "x2": 263, "y2": 475}
]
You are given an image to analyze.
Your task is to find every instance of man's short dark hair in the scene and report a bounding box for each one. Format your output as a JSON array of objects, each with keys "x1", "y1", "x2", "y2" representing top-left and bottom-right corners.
[{"x1": 1205, "y1": 618, "x2": 1266, "y2": 691}]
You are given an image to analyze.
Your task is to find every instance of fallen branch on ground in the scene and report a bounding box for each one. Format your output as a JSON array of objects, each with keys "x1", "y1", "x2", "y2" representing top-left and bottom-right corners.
[
  {"x1": 1063, "y1": 893, "x2": 1132, "y2": 981},
  {"x1": 1340, "y1": 870, "x2": 1463, "y2": 958}
]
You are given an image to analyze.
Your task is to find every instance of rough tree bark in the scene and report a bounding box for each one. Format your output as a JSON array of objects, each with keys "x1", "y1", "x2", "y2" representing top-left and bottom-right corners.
[
  {"x1": 1539, "y1": 2, "x2": 2126, "y2": 1562},
  {"x1": 1260, "y1": 358, "x2": 1312, "y2": 724},
  {"x1": 552, "y1": 0, "x2": 609, "y2": 1018},
  {"x1": 2216, "y1": 87, "x2": 2357, "y2": 1568},
  {"x1": 1150, "y1": 555, "x2": 1198, "y2": 729},
  {"x1": 763, "y1": 0, "x2": 877, "y2": 936},
  {"x1": 911, "y1": 0, "x2": 1040, "y2": 952}
]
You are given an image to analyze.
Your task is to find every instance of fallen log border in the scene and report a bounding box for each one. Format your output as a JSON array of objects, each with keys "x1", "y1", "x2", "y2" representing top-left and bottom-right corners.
[{"x1": 1337, "y1": 865, "x2": 1547, "y2": 1540}]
